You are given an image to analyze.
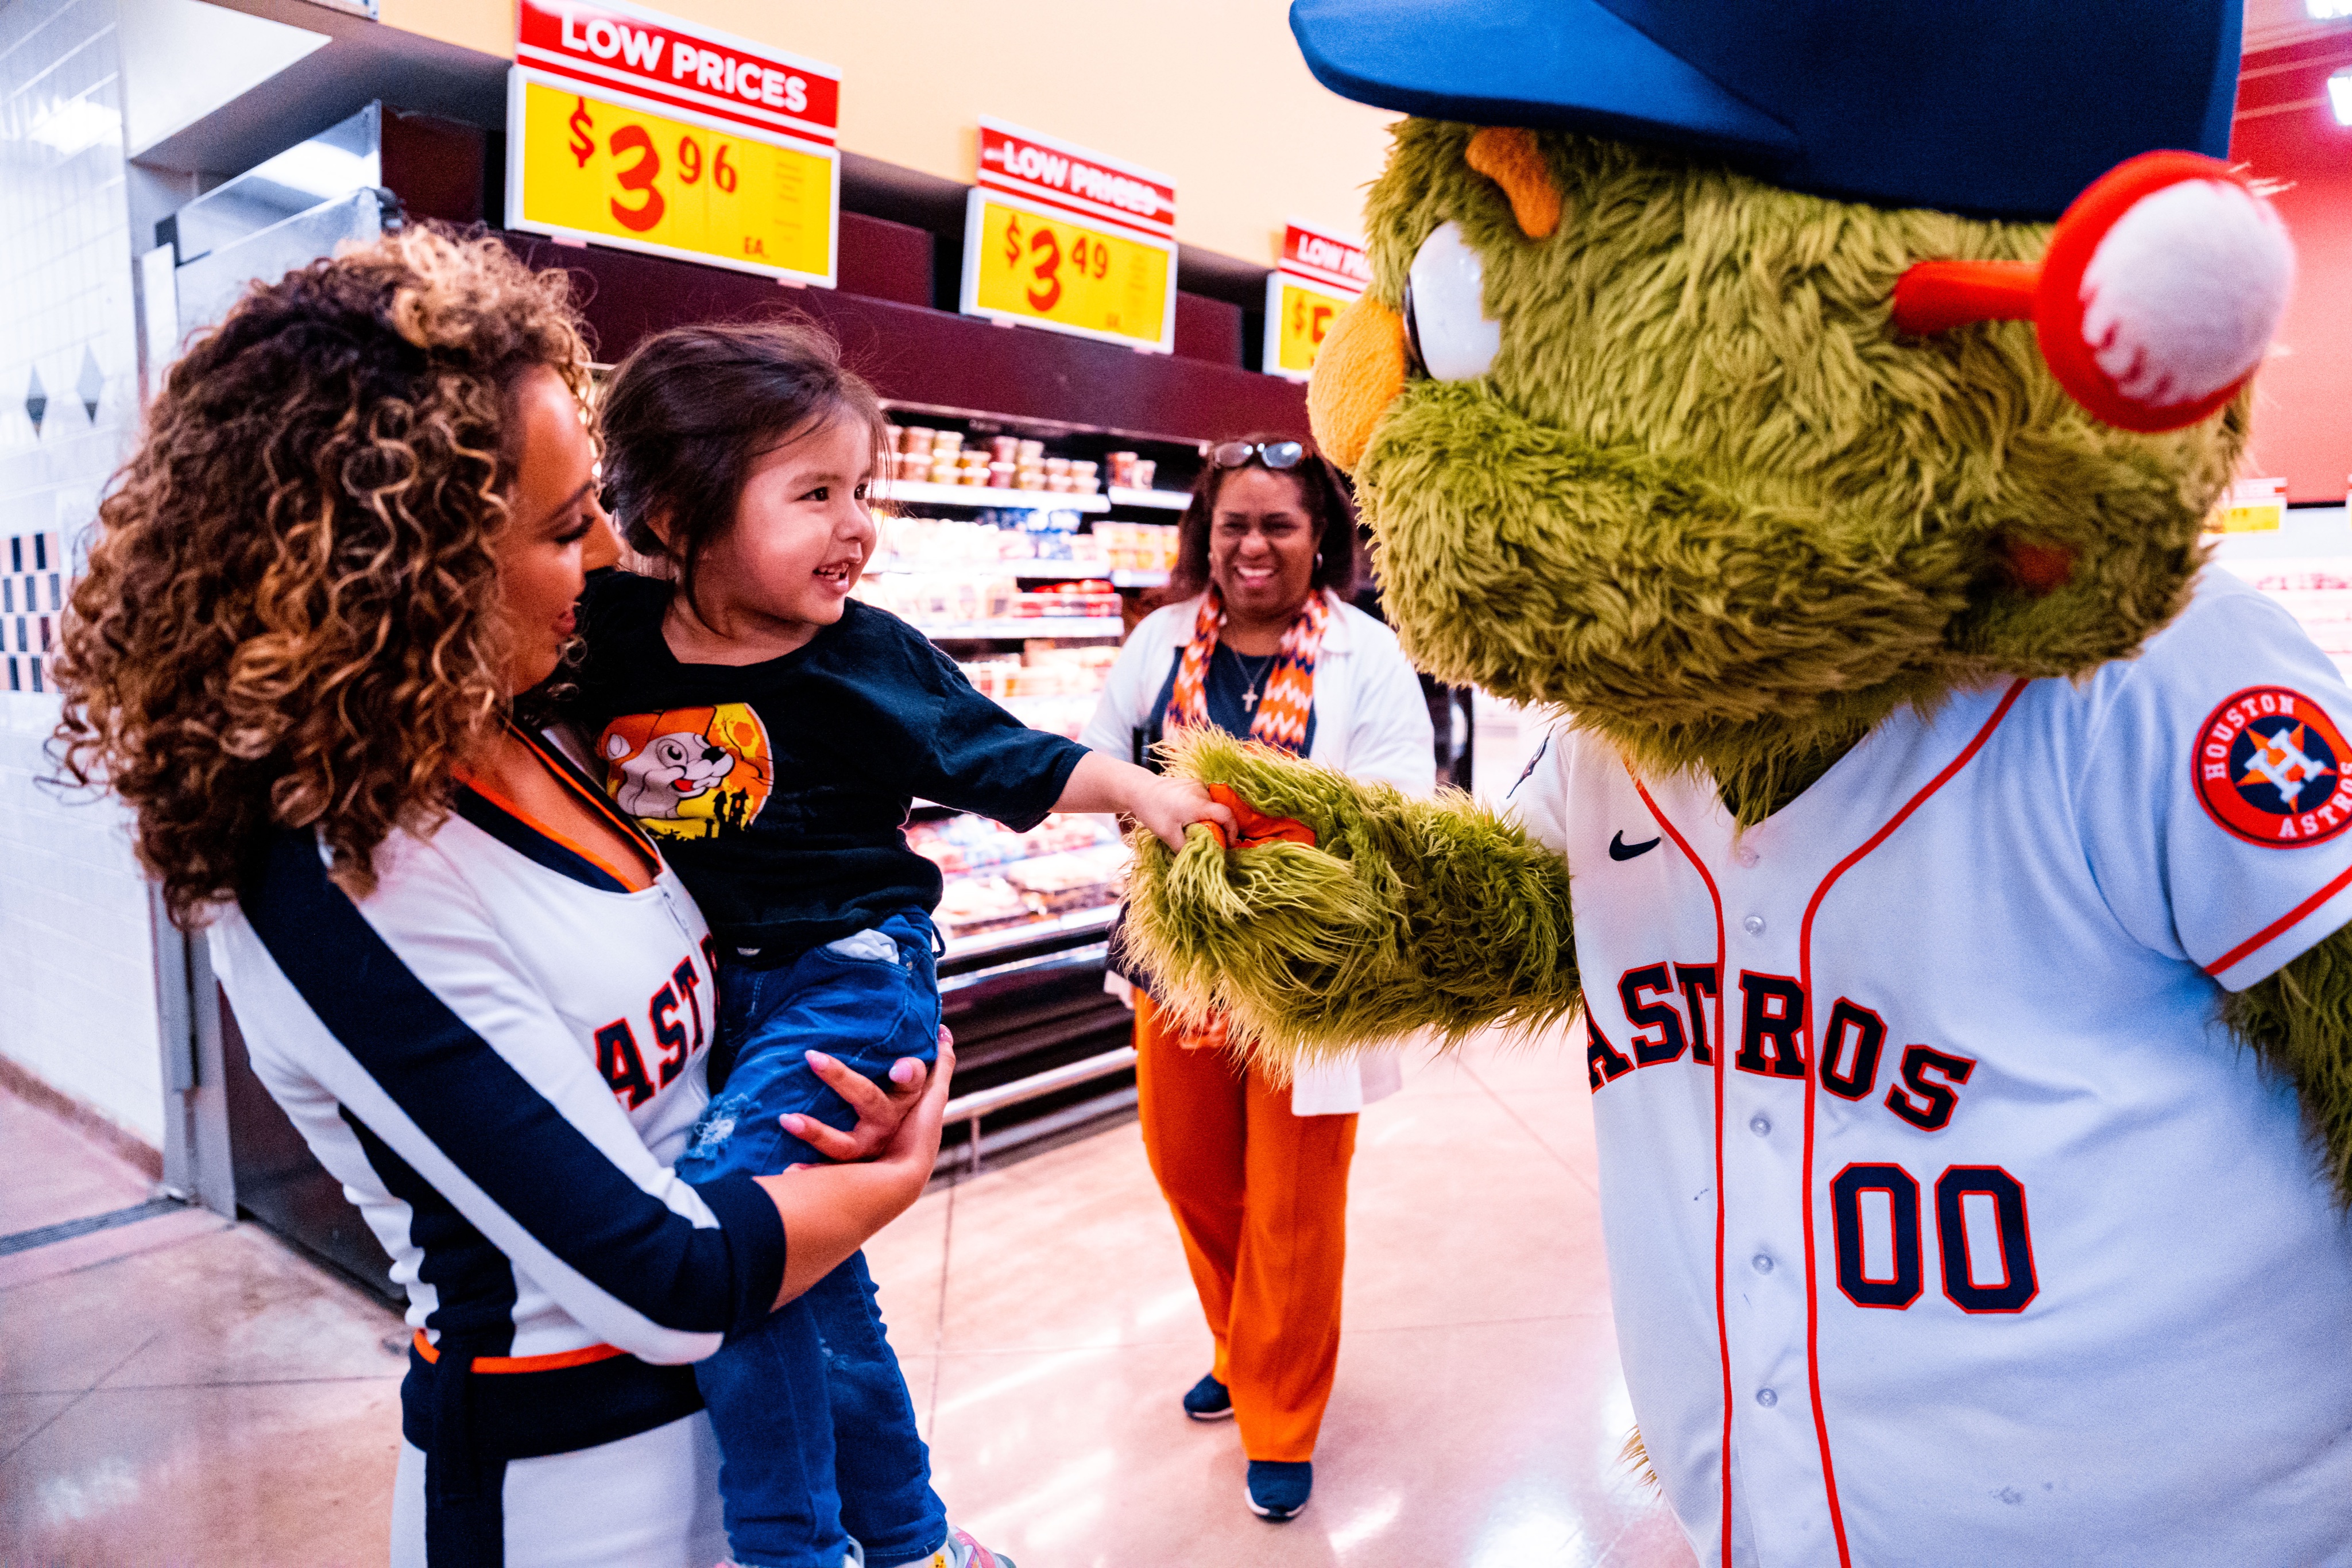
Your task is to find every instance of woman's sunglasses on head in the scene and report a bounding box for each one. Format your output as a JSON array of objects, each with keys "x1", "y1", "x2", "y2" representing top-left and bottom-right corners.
[{"x1": 1210, "y1": 439, "x2": 1306, "y2": 471}]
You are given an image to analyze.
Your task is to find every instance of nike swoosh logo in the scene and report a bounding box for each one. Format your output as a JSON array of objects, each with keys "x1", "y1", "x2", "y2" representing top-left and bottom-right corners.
[{"x1": 1610, "y1": 830, "x2": 1661, "y2": 861}]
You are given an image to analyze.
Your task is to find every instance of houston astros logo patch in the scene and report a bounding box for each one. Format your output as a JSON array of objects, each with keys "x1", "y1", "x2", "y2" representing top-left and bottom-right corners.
[{"x1": 2195, "y1": 686, "x2": 2352, "y2": 846}]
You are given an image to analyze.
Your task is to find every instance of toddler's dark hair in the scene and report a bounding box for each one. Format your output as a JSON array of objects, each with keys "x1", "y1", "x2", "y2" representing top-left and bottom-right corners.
[{"x1": 599, "y1": 318, "x2": 888, "y2": 618}]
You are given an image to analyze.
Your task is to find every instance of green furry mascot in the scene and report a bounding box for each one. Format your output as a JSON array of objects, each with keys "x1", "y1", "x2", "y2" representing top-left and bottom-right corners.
[{"x1": 1125, "y1": 3, "x2": 2352, "y2": 1563}]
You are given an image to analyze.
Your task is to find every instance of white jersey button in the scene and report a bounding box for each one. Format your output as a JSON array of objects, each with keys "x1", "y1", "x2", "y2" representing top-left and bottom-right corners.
[
  {"x1": 1750, "y1": 1114, "x2": 1771, "y2": 1137},
  {"x1": 1752, "y1": 1253, "x2": 1774, "y2": 1273},
  {"x1": 1755, "y1": 1387, "x2": 1778, "y2": 1407},
  {"x1": 1742, "y1": 913, "x2": 1766, "y2": 935},
  {"x1": 1736, "y1": 845, "x2": 1759, "y2": 868}
]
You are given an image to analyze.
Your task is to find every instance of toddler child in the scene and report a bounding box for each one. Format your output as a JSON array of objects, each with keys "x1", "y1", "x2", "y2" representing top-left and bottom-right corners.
[{"x1": 567, "y1": 319, "x2": 1228, "y2": 1568}]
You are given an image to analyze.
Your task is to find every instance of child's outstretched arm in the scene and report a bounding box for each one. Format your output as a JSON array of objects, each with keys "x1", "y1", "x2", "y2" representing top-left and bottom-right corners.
[
  {"x1": 1123, "y1": 729, "x2": 1581, "y2": 1071},
  {"x1": 1056, "y1": 750, "x2": 1237, "y2": 849}
]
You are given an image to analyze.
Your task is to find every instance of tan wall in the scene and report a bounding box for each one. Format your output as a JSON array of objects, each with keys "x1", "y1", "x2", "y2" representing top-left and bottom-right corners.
[{"x1": 378, "y1": 0, "x2": 1400, "y2": 265}]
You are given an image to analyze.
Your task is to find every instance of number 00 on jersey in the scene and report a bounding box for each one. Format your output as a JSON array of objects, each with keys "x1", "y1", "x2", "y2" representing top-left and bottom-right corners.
[{"x1": 960, "y1": 190, "x2": 1176, "y2": 353}]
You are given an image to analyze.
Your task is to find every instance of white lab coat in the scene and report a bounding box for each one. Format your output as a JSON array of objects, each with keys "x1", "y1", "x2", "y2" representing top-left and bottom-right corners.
[{"x1": 1082, "y1": 590, "x2": 1436, "y2": 1115}]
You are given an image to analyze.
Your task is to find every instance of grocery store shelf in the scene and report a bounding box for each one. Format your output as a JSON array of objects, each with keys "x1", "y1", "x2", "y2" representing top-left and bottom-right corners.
[
  {"x1": 868, "y1": 557, "x2": 1101, "y2": 579},
  {"x1": 871, "y1": 559, "x2": 1167, "y2": 588},
  {"x1": 1007, "y1": 562, "x2": 1116, "y2": 580},
  {"x1": 943, "y1": 903, "x2": 1117, "y2": 962},
  {"x1": 1107, "y1": 486, "x2": 1193, "y2": 510},
  {"x1": 914, "y1": 617, "x2": 1124, "y2": 640},
  {"x1": 885, "y1": 479, "x2": 1110, "y2": 513},
  {"x1": 941, "y1": 1043, "x2": 1139, "y2": 1175}
]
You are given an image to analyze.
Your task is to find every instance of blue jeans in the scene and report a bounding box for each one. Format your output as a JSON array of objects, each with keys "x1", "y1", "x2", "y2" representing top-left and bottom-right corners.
[{"x1": 677, "y1": 909, "x2": 947, "y2": 1568}]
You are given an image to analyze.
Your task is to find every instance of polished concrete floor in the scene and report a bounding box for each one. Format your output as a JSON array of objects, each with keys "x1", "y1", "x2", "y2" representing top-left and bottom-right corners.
[{"x1": 0, "y1": 1025, "x2": 1695, "y2": 1566}]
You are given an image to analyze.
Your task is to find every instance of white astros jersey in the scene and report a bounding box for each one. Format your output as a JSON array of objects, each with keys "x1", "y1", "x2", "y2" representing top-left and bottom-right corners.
[
  {"x1": 207, "y1": 731, "x2": 778, "y2": 1567},
  {"x1": 1508, "y1": 571, "x2": 2352, "y2": 1568}
]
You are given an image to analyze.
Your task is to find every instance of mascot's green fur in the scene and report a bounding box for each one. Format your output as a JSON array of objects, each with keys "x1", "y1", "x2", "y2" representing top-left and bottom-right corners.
[{"x1": 1124, "y1": 123, "x2": 2352, "y2": 1201}]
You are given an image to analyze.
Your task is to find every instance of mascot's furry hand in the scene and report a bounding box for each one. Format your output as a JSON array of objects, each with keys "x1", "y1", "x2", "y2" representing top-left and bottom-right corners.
[{"x1": 1124, "y1": 728, "x2": 1577, "y2": 1061}]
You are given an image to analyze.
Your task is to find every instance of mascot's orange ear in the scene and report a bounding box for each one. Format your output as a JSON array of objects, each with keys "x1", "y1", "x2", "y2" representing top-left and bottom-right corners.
[
  {"x1": 1893, "y1": 150, "x2": 2293, "y2": 432},
  {"x1": 1466, "y1": 127, "x2": 1562, "y2": 240}
]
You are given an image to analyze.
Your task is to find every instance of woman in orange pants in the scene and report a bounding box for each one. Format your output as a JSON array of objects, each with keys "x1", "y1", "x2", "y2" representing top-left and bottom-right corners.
[
  {"x1": 1081, "y1": 436, "x2": 1433, "y2": 1520},
  {"x1": 1134, "y1": 994, "x2": 1359, "y2": 1467}
]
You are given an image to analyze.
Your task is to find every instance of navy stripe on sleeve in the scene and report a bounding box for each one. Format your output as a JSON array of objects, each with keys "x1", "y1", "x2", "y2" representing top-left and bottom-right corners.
[
  {"x1": 240, "y1": 830, "x2": 786, "y2": 1339},
  {"x1": 340, "y1": 1106, "x2": 518, "y2": 1351}
]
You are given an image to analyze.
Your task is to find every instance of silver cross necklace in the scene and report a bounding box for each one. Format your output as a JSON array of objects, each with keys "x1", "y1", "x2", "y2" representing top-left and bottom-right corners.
[{"x1": 1230, "y1": 646, "x2": 1278, "y2": 708}]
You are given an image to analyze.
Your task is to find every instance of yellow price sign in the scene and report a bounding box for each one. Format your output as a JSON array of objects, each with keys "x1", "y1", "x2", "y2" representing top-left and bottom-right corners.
[
  {"x1": 1268, "y1": 277, "x2": 1356, "y2": 380},
  {"x1": 960, "y1": 191, "x2": 1175, "y2": 352},
  {"x1": 508, "y1": 73, "x2": 836, "y2": 284}
]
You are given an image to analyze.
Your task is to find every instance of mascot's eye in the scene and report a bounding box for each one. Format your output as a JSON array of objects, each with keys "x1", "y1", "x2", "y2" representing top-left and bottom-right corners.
[{"x1": 1402, "y1": 221, "x2": 1501, "y2": 382}]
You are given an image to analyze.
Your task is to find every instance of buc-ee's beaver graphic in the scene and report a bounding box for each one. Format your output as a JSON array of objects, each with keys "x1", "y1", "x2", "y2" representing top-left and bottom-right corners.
[{"x1": 598, "y1": 704, "x2": 772, "y2": 838}]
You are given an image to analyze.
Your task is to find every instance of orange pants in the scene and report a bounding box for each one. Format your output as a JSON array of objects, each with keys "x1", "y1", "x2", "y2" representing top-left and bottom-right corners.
[{"x1": 1133, "y1": 994, "x2": 1357, "y2": 1462}]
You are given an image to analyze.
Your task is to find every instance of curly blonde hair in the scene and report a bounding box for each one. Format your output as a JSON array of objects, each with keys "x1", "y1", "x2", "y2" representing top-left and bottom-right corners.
[{"x1": 53, "y1": 227, "x2": 594, "y2": 923}]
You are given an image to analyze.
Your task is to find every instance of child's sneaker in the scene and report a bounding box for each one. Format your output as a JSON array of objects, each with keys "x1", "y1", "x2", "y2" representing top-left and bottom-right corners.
[
  {"x1": 898, "y1": 1526, "x2": 1015, "y2": 1568},
  {"x1": 1181, "y1": 1372, "x2": 1233, "y2": 1421},
  {"x1": 1245, "y1": 1459, "x2": 1313, "y2": 1521}
]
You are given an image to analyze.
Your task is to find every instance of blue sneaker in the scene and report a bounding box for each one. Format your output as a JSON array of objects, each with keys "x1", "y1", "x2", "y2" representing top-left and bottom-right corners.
[
  {"x1": 1182, "y1": 1372, "x2": 1233, "y2": 1422},
  {"x1": 1245, "y1": 1459, "x2": 1312, "y2": 1521}
]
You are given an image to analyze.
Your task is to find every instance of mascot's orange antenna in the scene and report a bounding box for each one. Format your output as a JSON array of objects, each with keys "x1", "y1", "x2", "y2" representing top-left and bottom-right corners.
[{"x1": 1893, "y1": 151, "x2": 2294, "y2": 433}]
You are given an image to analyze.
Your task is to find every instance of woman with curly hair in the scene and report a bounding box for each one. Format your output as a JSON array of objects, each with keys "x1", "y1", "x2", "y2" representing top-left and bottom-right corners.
[{"x1": 53, "y1": 227, "x2": 950, "y2": 1567}]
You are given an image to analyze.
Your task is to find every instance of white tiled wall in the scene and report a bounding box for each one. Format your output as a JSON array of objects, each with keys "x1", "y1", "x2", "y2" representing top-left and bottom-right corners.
[
  {"x1": 0, "y1": 0, "x2": 167, "y2": 1147},
  {"x1": 0, "y1": 696, "x2": 165, "y2": 1145}
]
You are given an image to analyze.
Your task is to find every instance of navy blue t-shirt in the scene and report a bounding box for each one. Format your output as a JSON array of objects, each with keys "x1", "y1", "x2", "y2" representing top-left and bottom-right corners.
[
  {"x1": 566, "y1": 572, "x2": 1086, "y2": 954},
  {"x1": 1135, "y1": 642, "x2": 1317, "y2": 766}
]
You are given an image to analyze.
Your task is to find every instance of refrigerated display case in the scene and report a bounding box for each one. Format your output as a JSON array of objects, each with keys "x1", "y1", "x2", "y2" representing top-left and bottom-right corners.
[{"x1": 856, "y1": 409, "x2": 1198, "y2": 1156}]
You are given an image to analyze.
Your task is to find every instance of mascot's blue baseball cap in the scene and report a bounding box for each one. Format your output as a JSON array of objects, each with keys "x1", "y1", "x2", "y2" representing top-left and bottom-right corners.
[{"x1": 1289, "y1": 0, "x2": 2245, "y2": 220}]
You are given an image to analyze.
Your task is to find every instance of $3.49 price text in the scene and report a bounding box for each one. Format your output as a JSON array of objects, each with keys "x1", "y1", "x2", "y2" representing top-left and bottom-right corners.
[{"x1": 968, "y1": 196, "x2": 1171, "y2": 349}]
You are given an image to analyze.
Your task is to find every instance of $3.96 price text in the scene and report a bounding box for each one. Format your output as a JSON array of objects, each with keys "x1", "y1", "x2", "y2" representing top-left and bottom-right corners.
[
  {"x1": 514, "y1": 79, "x2": 833, "y2": 280},
  {"x1": 566, "y1": 95, "x2": 737, "y2": 234}
]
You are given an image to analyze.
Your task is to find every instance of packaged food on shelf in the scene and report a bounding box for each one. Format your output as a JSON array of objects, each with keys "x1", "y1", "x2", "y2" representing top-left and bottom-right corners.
[
  {"x1": 907, "y1": 811, "x2": 1121, "y2": 876},
  {"x1": 1026, "y1": 643, "x2": 1123, "y2": 677},
  {"x1": 955, "y1": 654, "x2": 1024, "y2": 699},
  {"x1": 873, "y1": 516, "x2": 1109, "y2": 574},
  {"x1": 1001, "y1": 844, "x2": 1128, "y2": 914},
  {"x1": 850, "y1": 571, "x2": 1019, "y2": 623},
  {"x1": 1104, "y1": 452, "x2": 1160, "y2": 490},
  {"x1": 1093, "y1": 521, "x2": 1180, "y2": 572},
  {"x1": 998, "y1": 692, "x2": 1096, "y2": 740},
  {"x1": 935, "y1": 874, "x2": 1035, "y2": 936},
  {"x1": 1011, "y1": 584, "x2": 1120, "y2": 618},
  {"x1": 956, "y1": 644, "x2": 1117, "y2": 703}
]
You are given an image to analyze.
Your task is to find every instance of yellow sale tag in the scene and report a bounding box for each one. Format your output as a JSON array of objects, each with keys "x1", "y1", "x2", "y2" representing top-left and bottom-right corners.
[
  {"x1": 965, "y1": 194, "x2": 1173, "y2": 350},
  {"x1": 512, "y1": 77, "x2": 834, "y2": 282},
  {"x1": 2212, "y1": 502, "x2": 2284, "y2": 533},
  {"x1": 1272, "y1": 278, "x2": 1353, "y2": 375}
]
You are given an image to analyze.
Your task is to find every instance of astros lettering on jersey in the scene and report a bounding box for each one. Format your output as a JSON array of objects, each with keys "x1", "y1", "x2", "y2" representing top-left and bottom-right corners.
[{"x1": 1508, "y1": 573, "x2": 2352, "y2": 1568}]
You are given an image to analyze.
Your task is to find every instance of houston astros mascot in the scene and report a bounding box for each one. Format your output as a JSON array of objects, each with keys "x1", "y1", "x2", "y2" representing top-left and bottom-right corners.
[{"x1": 1124, "y1": 2, "x2": 2352, "y2": 1563}]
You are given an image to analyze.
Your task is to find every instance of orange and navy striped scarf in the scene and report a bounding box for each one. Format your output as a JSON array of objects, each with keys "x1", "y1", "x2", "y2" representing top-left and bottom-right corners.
[
  {"x1": 1165, "y1": 586, "x2": 1328, "y2": 756},
  {"x1": 1159, "y1": 586, "x2": 1328, "y2": 1052}
]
